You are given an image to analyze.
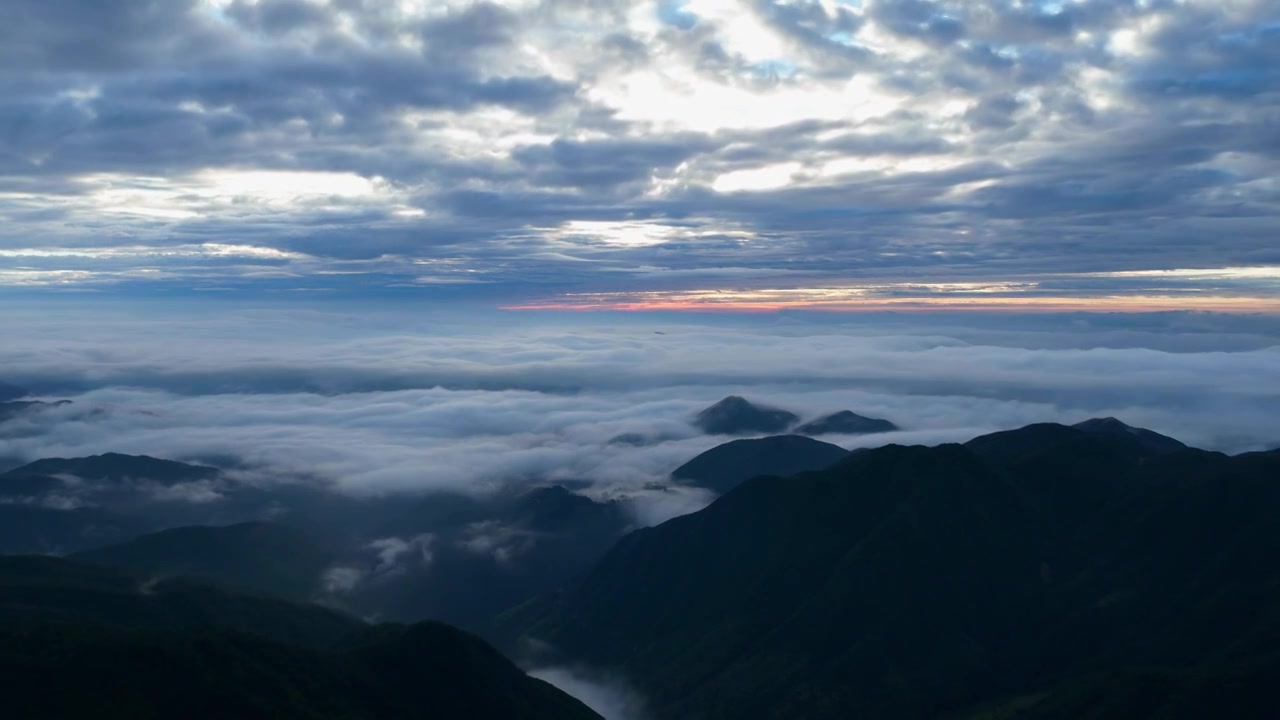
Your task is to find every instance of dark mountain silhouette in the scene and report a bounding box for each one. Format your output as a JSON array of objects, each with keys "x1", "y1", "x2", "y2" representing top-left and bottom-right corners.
[
  {"x1": 963, "y1": 421, "x2": 1189, "y2": 544},
  {"x1": 0, "y1": 400, "x2": 71, "y2": 424},
  {"x1": 1073, "y1": 416, "x2": 1188, "y2": 454},
  {"x1": 963, "y1": 421, "x2": 1088, "y2": 462},
  {"x1": 608, "y1": 432, "x2": 681, "y2": 447},
  {"x1": 672, "y1": 435, "x2": 849, "y2": 494},
  {"x1": 0, "y1": 455, "x2": 221, "y2": 554},
  {"x1": 334, "y1": 485, "x2": 632, "y2": 628},
  {"x1": 501, "y1": 423, "x2": 1280, "y2": 720},
  {"x1": 795, "y1": 410, "x2": 899, "y2": 435},
  {"x1": 72, "y1": 522, "x2": 339, "y2": 602},
  {"x1": 0, "y1": 453, "x2": 273, "y2": 554},
  {"x1": 0, "y1": 554, "x2": 361, "y2": 648},
  {"x1": 608, "y1": 432, "x2": 652, "y2": 446},
  {"x1": 0, "y1": 505, "x2": 139, "y2": 555},
  {"x1": 0, "y1": 443, "x2": 632, "y2": 628},
  {"x1": 0, "y1": 555, "x2": 600, "y2": 720},
  {"x1": 509, "y1": 485, "x2": 624, "y2": 535},
  {"x1": 70, "y1": 486, "x2": 632, "y2": 632},
  {"x1": 1, "y1": 452, "x2": 220, "y2": 488},
  {"x1": 693, "y1": 396, "x2": 799, "y2": 435}
]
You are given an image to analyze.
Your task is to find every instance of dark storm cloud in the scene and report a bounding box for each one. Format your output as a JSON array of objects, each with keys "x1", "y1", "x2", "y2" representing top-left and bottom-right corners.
[{"x1": 0, "y1": 0, "x2": 1276, "y2": 303}]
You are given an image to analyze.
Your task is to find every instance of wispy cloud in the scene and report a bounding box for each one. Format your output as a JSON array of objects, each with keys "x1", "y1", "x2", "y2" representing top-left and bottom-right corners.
[
  {"x1": 0, "y1": 0, "x2": 1275, "y2": 307},
  {"x1": 1, "y1": 304, "x2": 1276, "y2": 502}
]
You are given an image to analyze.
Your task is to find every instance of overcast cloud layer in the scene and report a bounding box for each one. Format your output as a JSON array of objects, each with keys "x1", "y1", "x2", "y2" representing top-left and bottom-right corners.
[
  {"x1": 1, "y1": 0, "x2": 1277, "y2": 309},
  {"x1": 2, "y1": 305, "x2": 1276, "y2": 513}
]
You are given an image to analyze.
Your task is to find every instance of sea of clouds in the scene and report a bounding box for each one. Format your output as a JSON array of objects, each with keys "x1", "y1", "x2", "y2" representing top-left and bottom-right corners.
[{"x1": 2, "y1": 302, "x2": 1277, "y2": 517}]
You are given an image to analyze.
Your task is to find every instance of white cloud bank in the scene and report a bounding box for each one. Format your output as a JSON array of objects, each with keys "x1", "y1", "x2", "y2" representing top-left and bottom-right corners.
[{"x1": 0, "y1": 304, "x2": 1275, "y2": 505}]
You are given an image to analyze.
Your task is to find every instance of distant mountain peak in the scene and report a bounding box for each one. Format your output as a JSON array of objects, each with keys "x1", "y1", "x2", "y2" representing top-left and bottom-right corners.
[
  {"x1": 1075, "y1": 417, "x2": 1133, "y2": 432},
  {"x1": 795, "y1": 410, "x2": 899, "y2": 436},
  {"x1": 0, "y1": 400, "x2": 72, "y2": 424},
  {"x1": 694, "y1": 396, "x2": 799, "y2": 435},
  {"x1": 608, "y1": 432, "x2": 651, "y2": 446},
  {"x1": 1073, "y1": 417, "x2": 1187, "y2": 454},
  {"x1": 2, "y1": 453, "x2": 220, "y2": 485},
  {"x1": 673, "y1": 435, "x2": 849, "y2": 494}
]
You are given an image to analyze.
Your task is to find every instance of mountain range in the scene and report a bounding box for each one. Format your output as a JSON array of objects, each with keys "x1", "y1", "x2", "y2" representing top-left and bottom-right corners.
[
  {"x1": 0, "y1": 399, "x2": 71, "y2": 424},
  {"x1": 0, "y1": 452, "x2": 272, "y2": 555},
  {"x1": 41, "y1": 479, "x2": 633, "y2": 630},
  {"x1": 0, "y1": 555, "x2": 599, "y2": 719},
  {"x1": 500, "y1": 420, "x2": 1280, "y2": 720},
  {"x1": 71, "y1": 521, "x2": 341, "y2": 603},
  {"x1": 795, "y1": 409, "x2": 899, "y2": 435},
  {"x1": 4, "y1": 415, "x2": 1277, "y2": 719},
  {"x1": 1071, "y1": 416, "x2": 1189, "y2": 454},
  {"x1": 4, "y1": 452, "x2": 220, "y2": 484}
]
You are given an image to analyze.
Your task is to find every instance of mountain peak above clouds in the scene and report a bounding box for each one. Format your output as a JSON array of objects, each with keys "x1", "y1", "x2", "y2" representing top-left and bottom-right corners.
[
  {"x1": 795, "y1": 410, "x2": 899, "y2": 436},
  {"x1": 2, "y1": 453, "x2": 220, "y2": 486},
  {"x1": 0, "y1": 400, "x2": 73, "y2": 424},
  {"x1": 693, "y1": 396, "x2": 799, "y2": 435}
]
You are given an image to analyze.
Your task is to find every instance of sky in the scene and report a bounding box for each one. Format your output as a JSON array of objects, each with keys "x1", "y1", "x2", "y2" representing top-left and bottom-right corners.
[{"x1": 1, "y1": 0, "x2": 1277, "y2": 311}]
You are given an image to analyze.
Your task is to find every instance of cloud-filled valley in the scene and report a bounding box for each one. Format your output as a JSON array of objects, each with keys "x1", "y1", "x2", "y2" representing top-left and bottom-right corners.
[
  {"x1": 2, "y1": 304, "x2": 1276, "y2": 665},
  {"x1": 1, "y1": 303, "x2": 1276, "y2": 720}
]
